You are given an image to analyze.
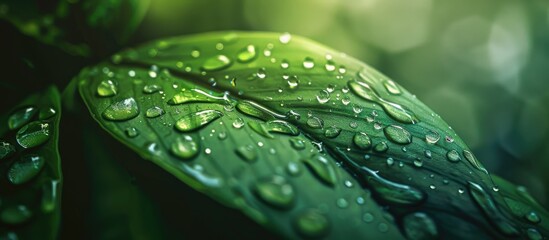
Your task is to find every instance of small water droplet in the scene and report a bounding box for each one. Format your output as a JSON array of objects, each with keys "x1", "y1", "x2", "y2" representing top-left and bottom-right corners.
[
  {"x1": 293, "y1": 209, "x2": 329, "y2": 238},
  {"x1": 336, "y1": 198, "x2": 349, "y2": 208},
  {"x1": 303, "y1": 57, "x2": 315, "y2": 69},
  {"x1": 463, "y1": 150, "x2": 488, "y2": 174},
  {"x1": 236, "y1": 45, "x2": 257, "y2": 63},
  {"x1": 41, "y1": 179, "x2": 59, "y2": 213},
  {"x1": 143, "y1": 84, "x2": 162, "y2": 94},
  {"x1": 290, "y1": 139, "x2": 306, "y2": 150},
  {"x1": 316, "y1": 90, "x2": 330, "y2": 104},
  {"x1": 39, "y1": 107, "x2": 56, "y2": 120},
  {"x1": 8, "y1": 154, "x2": 45, "y2": 185},
  {"x1": 325, "y1": 60, "x2": 336, "y2": 72},
  {"x1": 281, "y1": 59, "x2": 290, "y2": 69},
  {"x1": 16, "y1": 121, "x2": 50, "y2": 148},
  {"x1": 235, "y1": 145, "x2": 257, "y2": 162},
  {"x1": 0, "y1": 141, "x2": 16, "y2": 160},
  {"x1": 253, "y1": 175, "x2": 295, "y2": 209},
  {"x1": 191, "y1": 48, "x2": 200, "y2": 58},
  {"x1": 324, "y1": 126, "x2": 341, "y2": 138},
  {"x1": 413, "y1": 159, "x2": 423, "y2": 167},
  {"x1": 125, "y1": 127, "x2": 139, "y2": 138},
  {"x1": 387, "y1": 157, "x2": 395, "y2": 166},
  {"x1": 424, "y1": 150, "x2": 432, "y2": 158},
  {"x1": 96, "y1": 79, "x2": 118, "y2": 97},
  {"x1": 8, "y1": 106, "x2": 37, "y2": 130},
  {"x1": 175, "y1": 110, "x2": 223, "y2": 132},
  {"x1": 527, "y1": 228, "x2": 542, "y2": 240},
  {"x1": 384, "y1": 125, "x2": 412, "y2": 145},
  {"x1": 0, "y1": 205, "x2": 32, "y2": 225},
  {"x1": 353, "y1": 132, "x2": 372, "y2": 150},
  {"x1": 525, "y1": 211, "x2": 541, "y2": 224},
  {"x1": 373, "y1": 141, "x2": 388, "y2": 152},
  {"x1": 102, "y1": 98, "x2": 139, "y2": 121},
  {"x1": 383, "y1": 80, "x2": 401, "y2": 95},
  {"x1": 202, "y1": 55, "x2": 232, "y2": 71},
  {"x1": 232, "y1": 118, "x2": 245, "y2": 129},
  {"x1": 363, "y1": 213, "x2": 374, "y2": 223},
  {"x1": 171, "y1": 135, "x2": 199, "y2": 160},
  {"x1": 446, "y1": 150, "x2": 461, "y2": 162},
  {"x1": 145, "y1": 106, "x2": 165, "y2": 118},
  {"x1": 279, "y1": 32, "x2": 292, "y2": 44}
]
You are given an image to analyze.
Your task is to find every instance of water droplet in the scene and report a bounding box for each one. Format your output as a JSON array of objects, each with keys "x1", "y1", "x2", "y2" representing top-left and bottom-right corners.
[
  {"x1": 290, "y1": 139, "x2": 306, "y2": 150},
  {"x1": 353, "y1": 132, "x2": 372, "y2": 150},
  {"x1": 424, "y1": 150, "x2": 432, "y2": 158},
  {"x1": 302, "y1": 154, "x2": 337, "y2": 186},
  {"x1": 175, "y1": 110, "x2": 223, "y2": 132},
  {"x1": 306, "y1": 116, "x2": 324, "y2": 129},
  {"x1": 191, "y1": 48, "x2": 200, "y2": 58},
  {"x1": 16, "y1": 121, "x2": 50, "y2": 148},
  {"x1": 525, "y1": 211, "x2": 541, "y2": 224},
  {"x1": 281, "y1": 59, "x2": 290, "y2": 69},
  {"x1": 463, "y1": 150, "x2": 488, "y2": 174},
  {"x1": 235, "y1": 145, "x2": 257, "y2": 162},
  {"x1": 96, "y1": 79, "x2": 118, "y2": 97},
  {"x1": 145, "y1": 106, "x2": 165, "y2": 118},
  {"x1": 287, "y1": 76, "x2": 299, "y2": 89},
  {"x1": 303, "y1": 57, "x2": 315, "y2": 69},
  {"x1": 41, "y1": 179, "x2": 59, "y2": 213},
  {"x1": 256, "y1": 67, "x2": 267, "y2": 79},
  {"x1": 0, "y1": 205, "x2": 32, "y2": 225},
  {"x1": 39, "y1": 107, "x2": 56, "y2": 120},
  {"x1": 237, "y1": 45, "x2": 257, "y2": 63},
  {"x1": 253, "y1": 175, "x2": 295, "y2": 209},
  {"x1": 0, "y1": 141, "x2": 16, "y2": 160},
  {"x1": 265, "y1": 120, "x2": 299, "y2": 136},
  {"x1": 468, "y1": 181, "x2": 520, "y2": 236},
  {"x1": 171, "y1": 135, "x2": 199, "y2": 160},
  {"x1": 384, "y1": 125, "x2": 412, "y2": 145},
  {"x1": 102, "y1": 98, "x2": 139, "y2": 121},
  {"x1": 324, "y1": 126, "x2": 341, "y2": 138},
  {"x1": 232, "y1": 118, "x2": 245, "y2": 129},
  {"x1": 341, "y1": 96, "x2": 351, "y2": 105},
  {"x1": 293, "y1": 210, "x2": 329, "y2": 238},
  {"x1": 527, "y1": 228, "x2": 542, "y2": 240},
  {"x1": 413, "y1": 159, "x2": 423, "y2": 167},
  {"x1": 383, "y1": 80, "x2": 401, "y2": 95},
  {"x1": 8, "y1": 106, "x2": 37, "y2": 130},
  {"x1": 363, "y1": 213, "x2": 374, "y2": 223},
  {"x1": 387, "y1": 157, "x2": 395, "y2": 166},
  {"x1": 446, "y1": 150, "x2": 461, "y2": 162},
  {"x1": 402, "y1": 212, "x2": 438, "y2": 240},
  {"x1": 374, "y1": 141, "x2": 388, "y2": 152},
  {"x1": 279, "y1": 32, "x2": 292, "y2": 44},
  {"x1": 358, "y1": 164, "x2": 425, "y2": 205},
  {"x1": 316, "y1": 90, "x2": 330, "y2": 104},
  {"x1": 325, "y1": 60, "x2": 336, "y2": 72},
  {"x1": 349, "y1": 80, "x2": 418, "y2": 124},
  {"x1": 143, "y1": 84, "x2": 162, "y2": 94},
  {"x1": 8, "y1": 154, "x2": 45, "y2": 185},
  {"x1": 425, "y1": 130, "x2": 440, "y2": 144},
  {"x1": 202, "y1": 55, "x2": 232, "y2": 71},
  {"x1": 125, "y1": 127, "x2": 139, "y2": 138},
  {"x1": 336, "y1": 198, "x2": 349, "y2": 208}
]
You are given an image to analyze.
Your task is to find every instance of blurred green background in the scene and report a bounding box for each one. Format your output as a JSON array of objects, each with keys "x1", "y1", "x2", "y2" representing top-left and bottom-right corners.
[{"x1": 1, "y1": 0, "x2": 548, "y2": 214}]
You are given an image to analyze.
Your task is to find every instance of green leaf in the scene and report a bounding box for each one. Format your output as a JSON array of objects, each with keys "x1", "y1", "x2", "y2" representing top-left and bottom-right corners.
[
  {"x1": 0, "y1": 86, "x2": 62, "y2": 239},
  {"x1": 75, "y1": 31, "x2": 548, "y2": 239},
  {"x1": 0, "y1": 0, "x2": 150, "y2": 56}
]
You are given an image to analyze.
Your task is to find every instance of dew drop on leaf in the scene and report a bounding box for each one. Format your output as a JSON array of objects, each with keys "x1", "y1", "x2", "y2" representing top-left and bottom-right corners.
[
  {"x1": 374, "y1": 141, "x2": 389, "y2": 153},
  {"x1": 425, "y1": 130, "x2": 440, "y2": 144},
  {"x1": 0, "y1": 205, "x2": 33, "y2": 225},
  {"x1": 384, "y1": 125, "x2": 412, "y2": 145},
  {"x1": 39, "y1": 107, "x2": 57, "y2": 120},
  {"x1": 293, "y1": 209, "x2": 329, "y2": 238},
  {"x1": 353, "y1": 132, "x2": 372, "y2": 150},
  {"x1": 382, "y1": 79, "x2": 401, "y2": 95},
  {"x1": 171, "y1": 135, "x2": 199, "y2": 160},
  {"x1": 8, "y1": 154, "x2": 45, "y2": 185},
  {"x1": 253, "y1": 175, "x2": 295, "y2": 209},
  {"x1": 8, "y1": 106, "x2": 37, "y2": 130},
  {"x1": 306, "y1": 116, "x2": 324, "y2": 129},
  {"x1": 102, "y1": 97, "x2": 139, "y2": 121},
  {"x1": 201, "y1": 55, "x2": 232, "y2": 71},
  {"x1": 302, "y1": 154, "x2": 338, "y2": 186},
  {"x1": 143, "y1": 84, "x2": 162, "y2": 94},
  {"x1": 237, "y1": 45, "x2": 257, "y2": 63},
  {"x1": 232, "y1": 117, "x2": 245, "y2": 129},
  {"x1": 175, "y1": 110, "x2": 223, "y2": 132},
  {"x1": 145, "y1": 106, "x2": 165, "y2": 118},
  {"x1": 0, "y1": 141, "x2": 16, "y2": 160},
  {"x1": 402, "y1": 212, "x2": 438, "y2": 240},
  {"x1": 289, "y1": 139, "x2": 306, "y2": 150},
  {"x1": 303, "y1": 57, "x2": 315, "y2": 69},
  {"x1": 125, "y1": 127, "x2": 139, "y2": 138},
  {"x1": 41, "y1": 179, "x2": 60, "y2": 213},
  {"x1": 16, "y1": 121, "x2": 50, "y2": 148},
  {"x1": 235, "y1": 145, "x2": 257, "y2": 162},
  {"x1": 279, "y1": 32, "x2": 292, "y2": 44},
  {"x1": 446, "y1": 150, "x2": 461, "y2": 162},
  {"x1": 324, "y1": 126, "x2": 341, "y2": 138},
  {"x1": 96, "y1": 79, "x2": 118, "y2": 97}
]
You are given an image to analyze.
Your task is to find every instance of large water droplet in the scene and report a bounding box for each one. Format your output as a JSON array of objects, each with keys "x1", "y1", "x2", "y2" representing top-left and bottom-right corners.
[
  {"x1": 303, "y1": 57, "x2": 315, "y2": 69},
  {"x1": 349, "y1": 80, "x2": 418, "y2": 124},
  {"x1": 237, "y1": 45, "x2": 257, "y2": 63},
  {"x1": 168, "y1": 89, "x2": 227, "y2": 105},
  {"x1": 383, "y1": 80, "x2": 401, "y2": 95},
  {"x1": 39, "y1": 107, "x2": 56, "y2": 120},
  {"x1": 8, "y1": 154, "x2": 45, "y2": 185},
  {"x1": 102, "y1": 98, "x2": 139, "y2": 121},
  {"x1": 384, "y1": 125, "x2": 412, "y2": 145},
  {"x1": 266, "y1": 120, "x2": 299, "y2": 136},
  {"x1": 306, "y1": 116, "x2": 324, "y2": 129},
  {"x1": 402, "y1": 212, "x2": 438, "y2": 240},
  {"x1": 446, "y1": 150, "x2": 461, "y2": 162},
  {"x1": 145, "y1": 106, "x2": 165, "y2": 118},
  {"x1": 171, "y1": 135, "x2": 199, "y2": 160},
  {"x1": 232, "y1": 117, "x2": 245, "y2": 129},
  {"x1": 0, "y1": 141, "x2": 16, "y2": 160},
  {"x1": 0, "y1": 205, "x2": 32, "y2": 225},
  {"x1": 468, "y1": 181, "x2": 520, "y2": 236},
  {"x1": 525, "y1": 211, "x2": 541, "y2": 224},
  {"x1": 302, "y1": 154, "x2": 337, "y2": 186},
  {"x1": 8, "y1": 106, "x2": 37, "y2": 130},
  {"x1": 463, "y1": 150, "x2": 488, "y2": 174},
  {"x1": 425, "y1": 130, "x2": 440, "y2": 144},
  {"x1": 16, "y1": 121, "x2": 50, "y2": 148},
  {"x1": 324, "y1": 126, "x2": 341, "y2": 138},
  {"x1": 202, "y1": 55, "x2": 232, "y2": 71},
  {"x1": 125, "y1": 127, "x2": 139, "y2": 138},
  {"x1": 253, "y1": 175, "x2": 295, "y2": 209},
  {"x1": 293, "y1": 209, "x2": 329, "y2": 238},
  {"x1": 96, "y1": 79, "x2": 118, "y2": 97},
  {"x1": 175, "y1": 110, "x2": 223, "y2": 132},
  {"x1": 353, "y1": 132, "x2": 372, "y2": 150},
  {"x1": 316, "y1": 90, "x2": 330, "y2": 104},
  {"x1": 235, "y1": 145, "x2": 257, "y2": 162},
  {"x1": 527, "y1": 228, "x2": 542, "y2": 240}
]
